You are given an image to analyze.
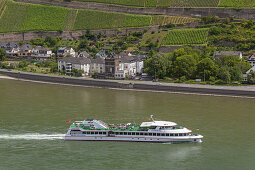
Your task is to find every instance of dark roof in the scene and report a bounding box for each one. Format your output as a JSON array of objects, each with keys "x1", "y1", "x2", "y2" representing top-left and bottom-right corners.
[
  {"x1": 34, "y1": 46, "x2": 50, "y2": 51},
  {"x1": 59, "y1": 57, "x2": 105, "y2": 65},
  {"x1": 0, "y1": 42, "x2": 18, "y2": 49},
  {"x1": 90, "y1": 58, "x2": 105, "y2": 64},
  {"x1": 79, "y1": 51, "x2": 90, "y2": 58},
  {"x1": 107, "y1": 52, "x2": 117, "y2": 58},
  {"x1": 59, "y1": 57, "x2": 91, "y2": 65},
  {"x1": 119, "y1": 56, "x2": 141, "y2": 63},
  {"x1": 20, "y1": 44, "x2": 33, "y2": 50},
  {"x1": 214, "y1": 51, "x2": 242, "y2": 57}
]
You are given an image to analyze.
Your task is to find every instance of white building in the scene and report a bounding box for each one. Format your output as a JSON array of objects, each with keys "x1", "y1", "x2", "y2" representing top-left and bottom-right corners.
[
  {"x1": 57, "y1": 47, "x2": 76, "y2": 57},
  {"x1": 116, "y1": 56, "x2": 144, "y2": 78},
  {"x1": 58, "y1": 57, "x2": 105, "y2": 76},
  {"x1": 243, "y1": 66, "x2": 255, "y2": 81},
  {"x1": 247, "y1": 54, "x2": 255, "y2": 68},
  {"x1": 31, "y1": 46, "x2": 53, "y2": 61}
]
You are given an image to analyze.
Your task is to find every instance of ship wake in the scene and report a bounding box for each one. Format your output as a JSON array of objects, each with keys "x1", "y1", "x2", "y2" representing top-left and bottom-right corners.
[{"x1": 0, "y1": 133, "x2": 65, "y2": 140}]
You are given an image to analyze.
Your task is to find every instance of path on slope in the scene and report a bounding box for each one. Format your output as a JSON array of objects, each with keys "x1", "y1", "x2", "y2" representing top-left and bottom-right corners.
[{"x1": 14, "y1": 0, "x2": 255, "y2": 20}]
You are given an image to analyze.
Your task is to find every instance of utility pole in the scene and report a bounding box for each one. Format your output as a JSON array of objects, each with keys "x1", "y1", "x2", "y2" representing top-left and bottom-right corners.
[
  {"x1": 204, "y1": 69, "x2": 205, "y2": 82},
  {"x1": 154, "y1": 68, "x2": 156, "y2": 81}
]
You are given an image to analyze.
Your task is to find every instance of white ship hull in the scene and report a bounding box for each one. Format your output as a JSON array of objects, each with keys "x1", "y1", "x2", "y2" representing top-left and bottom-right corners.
[{"x1": 64, "y1": 135, "x2": 203, "y2": 143}]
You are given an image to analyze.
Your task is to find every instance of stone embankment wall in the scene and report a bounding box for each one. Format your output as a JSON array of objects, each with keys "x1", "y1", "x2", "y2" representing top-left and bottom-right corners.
[
  {"x1": 1, "y1": 69, "x2": 255, "y2": 97},
  {"x1": 0, "y1": 27, "x2": 157, "y2": 42},
  {"x1": 15, "y1": 0, "x2": 255, "y2": 20}
]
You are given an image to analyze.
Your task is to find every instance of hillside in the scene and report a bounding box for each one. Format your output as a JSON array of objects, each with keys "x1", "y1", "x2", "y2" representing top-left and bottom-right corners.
[
  {"x1": 64, "y1": 0, "x2": 255, "y2": 8},
  {"x1": 0, "y1": 0, "x2": 198, "y2": 33}
]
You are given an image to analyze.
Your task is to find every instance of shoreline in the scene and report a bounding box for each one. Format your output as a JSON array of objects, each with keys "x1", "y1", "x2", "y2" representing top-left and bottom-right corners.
[{"x1": 1, "y1": 69, "x2": 255, "y2": 98}]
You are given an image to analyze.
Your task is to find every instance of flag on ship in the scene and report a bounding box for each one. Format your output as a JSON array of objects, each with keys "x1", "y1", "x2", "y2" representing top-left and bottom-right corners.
[{"x1": 66, "y1": 120, "x2": 71, "y2": 123}]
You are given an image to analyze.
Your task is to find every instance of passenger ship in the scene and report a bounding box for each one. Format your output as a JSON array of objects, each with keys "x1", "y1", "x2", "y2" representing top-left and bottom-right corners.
[{"x1": 64, "y1": 116, "x2": 203, "y2": 143}]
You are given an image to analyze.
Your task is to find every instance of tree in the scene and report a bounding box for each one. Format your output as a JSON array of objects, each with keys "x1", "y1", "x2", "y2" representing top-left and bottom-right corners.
[
  {"x1": 196, "y1": 58, "x2": 217, "y2": 81},
  {"x1": 173, "y1": 55, "x2": 197, "y2": 79},
  {"x1": 230, "y1": 66, "x2": 242, "y2": 82},
  {"x1": 144, "y1": 53, "x2": 171, "y2": 79},
  {"x1": 18, "y1": 61, "x2": 28, "y2": 68},
  {"x1": 218, "y1": 66, "x2": 231, "y2": 83},
  {"x1": 78, "y1": 39, "x2": 88, "y2": 51},
  {"x1": 247, "y1": 70, "x2": 255, "y2": 84},
  {"x1": 0, "y1": 48, "x2": 6, "y2": 61}
]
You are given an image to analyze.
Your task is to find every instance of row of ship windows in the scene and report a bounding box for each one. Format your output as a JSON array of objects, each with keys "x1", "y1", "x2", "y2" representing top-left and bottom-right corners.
[{"x1": 71, "y1": 131, "x2": 190, "y2": 136}]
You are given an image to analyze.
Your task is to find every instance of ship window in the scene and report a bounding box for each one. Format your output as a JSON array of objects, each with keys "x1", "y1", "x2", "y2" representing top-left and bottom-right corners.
[
  {"x1": 161, "y1": 133, "x2": 165, "y2": 136},
  {"x1": 141, "y1": 133, "x2": 144, "y2": 136},
  {"x1": 153, "y1": 133, "x2": 156, "y2": 136},
  {"x1": 115, "y1": 132, "x2": 119, "y2": 135},
  {"x1": 157, "y1": 133, "x2": 160, "y2": 136},
  {"x1": 170, "y1": 134, "x2": 173, "y2": 136},
  {"x1": 120, "y1": 132, "x2": 123, "y2": 135},
  {"x1": 131, "y1": 132, "x2": 135, "y2": 135},
  {"x1": 128, "y1": 132, "x2": 132, "y2": 135},
  {"x1": 99, "y1": 132, "x2": 102, "y2": 134},
  {"x1": 149, "y1": 133, "x2": 152, "y2": 136},
  {"x1": 124, "y1": 132, "x2": 127, "y2": 135},
  {"x1": 166, "y1": 133, "x2": 169, "y2": 136},
  {"x1": 95, "y1": 132, "x2": 98, "y2": 135},
  {"x1": 136, "y1": 133, "x2": 139, "y2": 135},
  {"x1": 175, "y1": 134, "x2": 178, "y2": 136},
  {"x1": 91, "y1": 132, "x2": 95, "y2": 134},
  {"x1": 83, "y1": 132, "x2": 86, "y2": 134},
  {"x1": 179, "y1": 133, "x2": 183, "y2": 136},
  {"x1": 103, "y1": 132, "x2": 106, "y2": 135}
]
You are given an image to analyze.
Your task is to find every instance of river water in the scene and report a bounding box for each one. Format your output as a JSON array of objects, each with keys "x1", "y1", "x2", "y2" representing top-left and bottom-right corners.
[{"x1": 0, "y1": 79, "x2": 254, "y2": 170}]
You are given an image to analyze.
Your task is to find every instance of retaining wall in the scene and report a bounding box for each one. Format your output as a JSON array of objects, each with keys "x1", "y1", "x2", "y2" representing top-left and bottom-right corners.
[{"x1": 1, "y1": 69, "x2": 255, "y2": 97}]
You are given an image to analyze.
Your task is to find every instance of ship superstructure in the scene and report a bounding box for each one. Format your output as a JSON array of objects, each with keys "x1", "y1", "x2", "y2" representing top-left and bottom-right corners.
[{"x1": 64, "y1": 116, "x2": 203, "y2": 143}]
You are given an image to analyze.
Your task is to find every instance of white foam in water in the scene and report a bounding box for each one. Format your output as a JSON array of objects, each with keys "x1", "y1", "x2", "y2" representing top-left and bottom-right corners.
[{"x1": 0, "y1": 133, "x2": 65, "y2": 140}]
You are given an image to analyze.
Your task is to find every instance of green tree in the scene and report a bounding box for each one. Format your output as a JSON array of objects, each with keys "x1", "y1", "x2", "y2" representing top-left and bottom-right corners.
[
  {"x1": 144, "y1": 53, "x2": 171, "y2": 79},
  {"x1": 196, "y1": 57, "x2": 217, "y2": 81},
  {"x1": 0, "y1": 48, "x2": 6, "y2": 61},
  {"x1": 173, "y1": 55, "x2": 197, "y2": 79},
  {"x1": 218, "y1": 66, "x2": 231, "y2": 83},
  {"x1": 78, "y1": 39, "x2": 88, "y2": 51},
  {"x1": 247, "y1": 70, "x2": 255, "y2": 84},
  {"x1": 18, "y1": 61, "x2": 28, "y2": 68},
  {"x1": 230, "y1": 66, "x2": 242, "y2": 82}
]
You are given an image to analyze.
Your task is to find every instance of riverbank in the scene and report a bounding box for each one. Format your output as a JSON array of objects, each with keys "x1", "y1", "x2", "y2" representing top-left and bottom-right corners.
[{"x1": 1, "y1": 69, "x2": 255, "y2": 98}]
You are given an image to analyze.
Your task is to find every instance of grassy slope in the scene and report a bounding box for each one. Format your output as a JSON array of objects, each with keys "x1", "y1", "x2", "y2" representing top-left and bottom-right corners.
[
  {"x1": 161, "y1": 28, "x2": 209, "y2": 46},
  {"x1": 141, "y1": 31, "x2": 168, "y2": 47}
]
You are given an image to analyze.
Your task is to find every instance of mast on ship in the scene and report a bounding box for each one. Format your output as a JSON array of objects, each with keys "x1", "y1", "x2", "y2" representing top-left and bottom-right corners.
[{"x1": 149, "y1": 115, "x2": 155, "y2": 121}]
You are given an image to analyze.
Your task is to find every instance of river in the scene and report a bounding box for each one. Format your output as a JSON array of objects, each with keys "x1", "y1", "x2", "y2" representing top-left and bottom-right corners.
[{"x1": 0, "y1": 79, "x2": 254, "y2": 170}]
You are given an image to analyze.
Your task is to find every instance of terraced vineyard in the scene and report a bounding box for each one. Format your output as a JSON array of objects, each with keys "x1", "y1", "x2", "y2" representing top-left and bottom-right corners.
[
  {"x1": 0, "y1": 0, "x2": 198, "y2": 32},
  {"x1": 0, "y1": 0, "x2": 8, "y2": 19},
  {"x1": 162, "y1": 28, "x2": 209, "y2": 46},
  {"x1": 219, "y1": 0, "x2": 255, "y2": 8},
  {"x1": 76, "y1": 0, "x2": 220, "y2": 7}
]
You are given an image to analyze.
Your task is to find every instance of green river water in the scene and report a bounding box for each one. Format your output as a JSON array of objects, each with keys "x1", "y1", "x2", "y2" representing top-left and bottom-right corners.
[{"x1": 0, "y1": 79, "x2": 254, "y2": 170}]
